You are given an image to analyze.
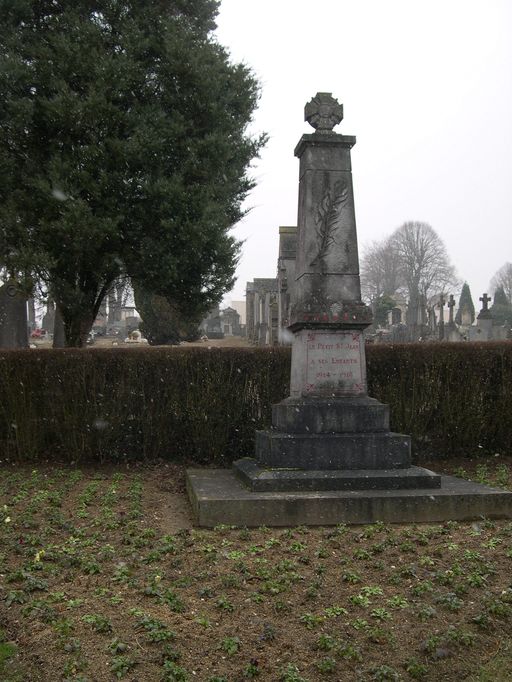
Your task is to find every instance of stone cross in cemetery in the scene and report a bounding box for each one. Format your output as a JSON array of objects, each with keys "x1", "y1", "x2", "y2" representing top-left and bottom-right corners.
[
  {"x1": 471, "y1": 292, "x2": 494, "y2": 341},
  {"x1": 447, "y1": 294, "x2": 456, "y2": 327},
  {"x1": 479, "y1": 293, "x2": 492, "y2": 314},
  {"x1": 186, "y1": 93, "x2": 512, "y2": 526},
  {"x1": 438, "y1": 294, "x2": 445, "y2": 340}
]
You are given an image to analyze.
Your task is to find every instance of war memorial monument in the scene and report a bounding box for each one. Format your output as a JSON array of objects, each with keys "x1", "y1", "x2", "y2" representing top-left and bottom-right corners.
[{"x1": 187, "y1": 93, "x2": 512, "y2": 526}]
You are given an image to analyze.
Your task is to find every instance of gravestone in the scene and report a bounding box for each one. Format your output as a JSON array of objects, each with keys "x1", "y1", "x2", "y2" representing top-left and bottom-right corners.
[
  {"x1": 447, "y1": 295, "x2": 456, "y2": 328},
  {"x1": 53, "y1": 305, "x2": 66, "y2": 348},
  {"x1": 27, "y1": 298, "x2": 36, "y2": 332},
  {"x1": 0, "y1": 280, "x2": 29, "y2": 349},
  {"x1": 460, "y1": 306, "x2": 473, "y2": 326},
  {"x1": 42, "y1": 300, "x2": 56, "y2": 334},
  {"x1": 187, "y1": 94, "x2": 512, "y2": 526},
  {"x1": 446, "y1": 294, "x2": 463, "y2": 342},
  {"x1": 470, "y1": 293, "x2": 493, "y2": 341},
  {"x1": 245, "y1": 283, "x2": 256, "y2": 342},
  {"x1": 438, "y1": 294, "x2": 445, "y2": 340}
]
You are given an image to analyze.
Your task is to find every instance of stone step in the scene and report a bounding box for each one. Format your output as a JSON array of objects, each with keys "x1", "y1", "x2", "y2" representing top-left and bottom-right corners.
[
  {"x1": 255, "y1": 430, "x2": 411, "y2": 470},
  {"x1": 272, "y1": 396, "x2": 390, "y2": 433},
  {"x1": 186, "y1": 469, "x2": 512, "y2": 527},
  {"x1": 233, "y1": 458, "x2": 440, "y2": 492}
]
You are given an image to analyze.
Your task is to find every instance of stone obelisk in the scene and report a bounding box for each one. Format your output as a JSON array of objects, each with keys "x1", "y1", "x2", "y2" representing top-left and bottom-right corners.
[
  {"x1": 289, "y1": 92, "x2": 372, "y2": 400},
  {"x1": 234, "y1": 93, "x2": 436, "y2": 485}
]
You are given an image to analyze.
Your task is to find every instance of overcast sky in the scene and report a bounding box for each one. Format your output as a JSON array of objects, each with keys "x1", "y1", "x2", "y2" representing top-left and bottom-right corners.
[{"x1": 215, "y1": 0, "x2": 512, "y2": 308}]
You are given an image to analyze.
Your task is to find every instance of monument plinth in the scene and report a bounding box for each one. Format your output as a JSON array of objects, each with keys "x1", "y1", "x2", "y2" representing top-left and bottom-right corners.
[
  {"x1": 241, "y1": 92, "x2": 419, "y2": 488},
  {"x1": 186, "y1": 93, "x2": 512, "y2": 526}
]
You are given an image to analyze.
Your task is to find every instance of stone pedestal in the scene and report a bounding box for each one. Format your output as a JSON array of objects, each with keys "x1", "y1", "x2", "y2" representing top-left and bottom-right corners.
[{"x1": 186, "y1": 93, "x2": 512, "y2": 526}]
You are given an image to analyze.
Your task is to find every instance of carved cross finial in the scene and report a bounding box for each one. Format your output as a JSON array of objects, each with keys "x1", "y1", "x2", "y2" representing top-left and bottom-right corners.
[
  {"x1": 305, "y1": 92, "x2": 343, "y2": 133},
  {"x1": 438, "y1": 294, "x2": 445, "y2": 308},
  {"x1": 480, "y1": 293, "x2": 491, "y2": 311}
]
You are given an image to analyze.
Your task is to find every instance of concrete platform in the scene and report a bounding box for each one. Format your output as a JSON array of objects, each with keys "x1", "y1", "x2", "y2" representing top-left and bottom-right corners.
[{"x1": 186, "y1": 468, "x2": 512, "y2": 527}]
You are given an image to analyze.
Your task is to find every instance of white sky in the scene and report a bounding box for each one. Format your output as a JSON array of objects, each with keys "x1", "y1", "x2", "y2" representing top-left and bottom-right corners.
[{"x1": 216, "y1": 0, "x2": 512, "y2": 308}]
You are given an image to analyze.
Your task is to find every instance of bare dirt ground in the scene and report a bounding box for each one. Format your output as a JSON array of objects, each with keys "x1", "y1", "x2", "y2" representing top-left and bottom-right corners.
[{"x1": 1, "y1": 457, "x2": 512, "y2": 681}]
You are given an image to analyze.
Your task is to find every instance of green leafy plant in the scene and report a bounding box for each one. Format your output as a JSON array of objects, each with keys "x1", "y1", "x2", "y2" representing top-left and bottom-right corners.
[
  {"x1": 279, "y1": 663, "x2": 308, "y2": 682},
  {"x1": 162, "y1": 659, "x2": 188, "y2": 682},
  {"x1": 110, "y1": 654, "x2": 136, "y2": 679},
  {"x1": 404, "y1": 657, "x2": 428, "y2": 679},
  {"x1": 315, "y1": 656, "x2": 336, "y2": 673},
  {"x1": 220, "y1": 636, "x2": 240, "y2": 655},
  {"x1": 243, "y1": 659, "x2": 260, "y2": 677},
  {"x1": 81, "y1": 613, "x2": 112, "y2": 634}
]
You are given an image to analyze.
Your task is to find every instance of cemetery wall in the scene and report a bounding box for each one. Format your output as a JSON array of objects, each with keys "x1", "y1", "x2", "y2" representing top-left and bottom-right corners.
[{"x1": 0, "y1": 343, "x2": 511, "y2": 463}]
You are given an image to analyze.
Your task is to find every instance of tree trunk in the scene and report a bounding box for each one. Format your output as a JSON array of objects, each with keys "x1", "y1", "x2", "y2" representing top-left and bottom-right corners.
[
  {"x1": 64, "y1": 314, "x2": 95, "y2": 347},
  {"x1": 52, "y1": 304, "x2": 66, "y2": 348}
]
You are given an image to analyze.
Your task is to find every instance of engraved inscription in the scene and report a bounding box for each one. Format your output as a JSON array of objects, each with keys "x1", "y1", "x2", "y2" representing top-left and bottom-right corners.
[{"x1": 305, "y1": 331, "x2": 364, "y2": 394}]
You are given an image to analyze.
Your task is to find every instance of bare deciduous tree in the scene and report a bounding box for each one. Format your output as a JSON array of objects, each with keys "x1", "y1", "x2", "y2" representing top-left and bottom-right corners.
[
  {"x1": 107, "y1": 277, "x2": 132, "y2": 325},
  {"x1": 490, "y1": 262, "x2": 512, "y2": 303},
  {"x1": 360, "y1": 238, "x2": 402, "y2": 304},
  {"x1": 389, "y1": 221, "x2": 458, "y2": 323}
]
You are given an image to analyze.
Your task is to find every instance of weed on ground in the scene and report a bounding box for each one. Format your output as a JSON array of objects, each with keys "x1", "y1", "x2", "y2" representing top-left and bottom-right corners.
[{"x1": 1, "y1": 458, "x2": 512, "y2": 680}]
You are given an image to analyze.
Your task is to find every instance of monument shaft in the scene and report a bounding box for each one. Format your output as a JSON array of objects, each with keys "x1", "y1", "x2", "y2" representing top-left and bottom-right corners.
[{"x1": 289, "y1": 94, "x2": 371, "y2": 398}]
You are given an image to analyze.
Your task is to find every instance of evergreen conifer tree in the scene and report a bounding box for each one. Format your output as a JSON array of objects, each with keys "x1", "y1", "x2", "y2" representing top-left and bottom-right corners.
[
  {"x1": 455, "y1": 282, "x2": 475, "y2": 325},
  {"x1": 0, "y1": 0, "x2": 265, "y2": 345},
  {"x1": 490, "y1": 285, "x2": 512, "y2": 325}
]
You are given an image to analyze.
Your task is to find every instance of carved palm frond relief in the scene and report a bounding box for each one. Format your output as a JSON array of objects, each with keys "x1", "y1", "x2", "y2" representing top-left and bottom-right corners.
[{"x1": 310, "y1": 175, "x2": 348, "y2": 269}]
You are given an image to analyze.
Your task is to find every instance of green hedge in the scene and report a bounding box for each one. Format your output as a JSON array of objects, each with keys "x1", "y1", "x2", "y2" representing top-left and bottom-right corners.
[{"x1": 0, "y1": 342, "x2": 510, "y2": 463}]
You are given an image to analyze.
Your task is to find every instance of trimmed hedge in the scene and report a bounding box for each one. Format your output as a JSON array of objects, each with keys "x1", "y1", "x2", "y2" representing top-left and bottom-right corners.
[{"x1": 0, "y1": 342, "x2": 511, "y2": 463}]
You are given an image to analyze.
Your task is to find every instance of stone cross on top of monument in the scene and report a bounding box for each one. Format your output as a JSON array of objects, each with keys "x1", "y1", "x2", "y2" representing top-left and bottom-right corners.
[
  {"x1": 304, "y1": 92, "x2": 343, "y2": 133},
  {"x1": 478, "y1": 293, "x2": 492, "y2": 320}
]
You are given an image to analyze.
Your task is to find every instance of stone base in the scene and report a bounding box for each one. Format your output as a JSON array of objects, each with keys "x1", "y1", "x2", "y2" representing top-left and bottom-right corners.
[
  {"x1": 186, "y1": 469, "x2": 512, "y2": 527},
  {"x1": 256, "y1": 430, "x2": 411, "y2": 469},
  {"x1": 272, "y1": 396, "x2": 390, "y2": 433},
  {"x1": 232, "y1": 457, "x2": 441, "y2": 492}
]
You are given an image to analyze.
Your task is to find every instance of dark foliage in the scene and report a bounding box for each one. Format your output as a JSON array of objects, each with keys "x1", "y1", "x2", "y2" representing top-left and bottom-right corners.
[
  {"x1": 455, "y1": 282, "x2": 476, "y2": 325},
  {"x1": 0, "y1": 343, "x2": 511, "y2": 463},
  {"x1": 490, "y1": 286, "x2": 512, "y2": 325},
  {"x1": 0, "y1": 0, "x2": 265, "y2": 346}
]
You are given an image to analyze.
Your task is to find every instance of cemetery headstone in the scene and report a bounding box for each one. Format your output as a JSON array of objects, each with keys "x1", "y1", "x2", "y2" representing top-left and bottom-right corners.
[
  {"x1": 0, "y1": 280, "x2": 29, "y2": 349},
  {"x1": 446, "y1": 294, "x2": 463, "y2": 341},
  {"x1": 470, "y1": 293, "x2": 493, "y2": 341},
  {"x1": 52, "y1": 305, "x2": 66, "y2": 348},
  {"x1": 447, "y1": 294, "x2": 456, "y2": 327},
  {"x1": 27, "y1": 298, "x2": 36, "y2": 332},
  {"x1": 42, "y1": 300, "x2": 56, "y2": 334},
  {"x1": 461, "y1": 307, "x2": 473, "y2": 326},
  {"x1": 438, "y1": 294, "x2": 445, "y2": 340}
]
